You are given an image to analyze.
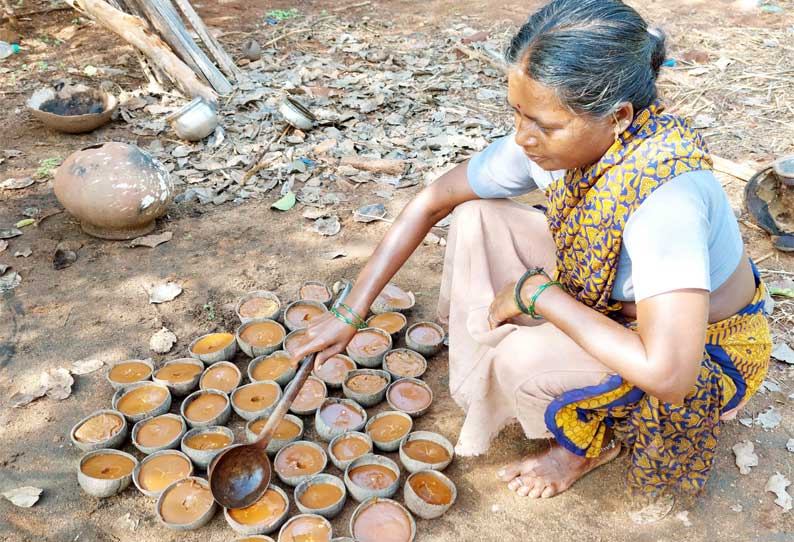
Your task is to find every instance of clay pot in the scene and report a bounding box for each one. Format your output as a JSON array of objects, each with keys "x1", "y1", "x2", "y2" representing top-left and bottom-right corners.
[
  {"x1": 27, "y1": 83, "x2": 117, "y2": 134},
  {"x1": 54, "y1": 142, "x2": 173, "y2": 240}
]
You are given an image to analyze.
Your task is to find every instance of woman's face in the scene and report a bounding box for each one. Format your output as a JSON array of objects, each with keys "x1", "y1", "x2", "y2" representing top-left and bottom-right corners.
[{"x1": 506, "y1": 67, "x2": 617, "y2": 171}]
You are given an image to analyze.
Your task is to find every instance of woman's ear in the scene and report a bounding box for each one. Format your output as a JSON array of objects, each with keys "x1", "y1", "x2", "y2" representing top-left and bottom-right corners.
[{"x1": 614, "y1": 102, "x2": 635, "y2": 133}]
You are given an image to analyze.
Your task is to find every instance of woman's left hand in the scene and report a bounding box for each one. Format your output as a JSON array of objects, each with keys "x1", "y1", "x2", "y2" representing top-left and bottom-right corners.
[{"x1": 488, "y1": 282, "x2": 522, "y2": 329}]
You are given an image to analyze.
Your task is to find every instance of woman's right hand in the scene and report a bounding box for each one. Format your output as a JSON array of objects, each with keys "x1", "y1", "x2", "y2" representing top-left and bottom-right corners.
[{"x1": 288, "y1": 311, "x2": 359, "y2": 370}]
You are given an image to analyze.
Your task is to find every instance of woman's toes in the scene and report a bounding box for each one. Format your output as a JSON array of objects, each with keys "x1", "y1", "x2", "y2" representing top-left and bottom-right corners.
[
  {"x1": 507, "y1": 477, "x2": 522, "y2": 492},
  {"x1": 540, "y1": 484, "x2": 557, "y2": 499},
  {"x1": 497, "y1": 464, "x2": 521, "y2": 482},
  {"x1": 527, "y1": 483, "x2": 545, "y2": 499}
]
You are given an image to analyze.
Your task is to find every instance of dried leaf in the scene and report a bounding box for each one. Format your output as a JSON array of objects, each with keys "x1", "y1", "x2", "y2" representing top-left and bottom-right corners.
[
  {"x1": 320, "y1": 250, "x2": 347, "y2": 260},
  {"x1": 128, "y1": 231, "x2": 173, "y2": 249},
  {"x1": 313, "y1": 216, "x2": 341, "y2": 236},
  {"x1": 0, "y1": 270, "x2": 21, "y2": 291},
  {"x1": 10, "y1": 387, "x2": 47, "y2": 408},
  {"x1": 14, "y1": 248, "x2": 31, "y2": 258},
  {"x1": 732, "y1": 441, "x2": 758, "y2": 475},
  {"x1": 272, "y1": 192, "x2": 297, "y2": 211},
  {"x1": 71, "y1": 359, "x2": 104, "y2": 375},
  {"x1": 0, "y1": 240, "x2": 6, "y2": 252},
  {"x1": 53, "y1": 249, "x2": 77, "y2": 270},
  {"x1": 757, "y1": 406, "x2": 782, "y2": 430},
  {"x1": 2, "y1": 486, "x2": 43, "y2": 508},
  {"x1": 771, "y1": 342, "x2": 794, "y2": 364},
  {"x1": 149, "y1": 327, "x2": 177, "y2": 354},
  {"x1": 353, "y1": 203, "x2": 386, "y2": 223},
  {"x1": 787, "y1": 439, "x2": 794, "y2": 453},
  {"x1": 148, "y1": 282, "x2": 183, "y2": 304},
  {"x1": 765, "y1": 473, "x2": 792, "y2": 511},
  {"x1": 0, "y1": 228, "x2": 22, "y2": 239},
  {"x1": 0, "y1": 177, "x2": 34, "y2": 190},
  {"x1": 41, "y1": 368, "x2": 74, "y2": 400}
]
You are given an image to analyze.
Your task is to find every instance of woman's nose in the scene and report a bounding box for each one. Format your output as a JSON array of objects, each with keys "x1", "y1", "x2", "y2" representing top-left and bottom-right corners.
[{"x1": 514, "y1": 117, "x2": 538, "y2": 147}]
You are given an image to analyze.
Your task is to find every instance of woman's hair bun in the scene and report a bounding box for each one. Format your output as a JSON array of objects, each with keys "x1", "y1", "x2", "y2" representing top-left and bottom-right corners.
[{"x1": 648, "y1": 26, "x2": 667, "y2": 77}]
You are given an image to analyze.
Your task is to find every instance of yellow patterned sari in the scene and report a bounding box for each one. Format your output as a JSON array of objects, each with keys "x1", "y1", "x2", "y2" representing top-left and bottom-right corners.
[{"x1": 543, "y1": 101, "x2": 771, "y2": 496}]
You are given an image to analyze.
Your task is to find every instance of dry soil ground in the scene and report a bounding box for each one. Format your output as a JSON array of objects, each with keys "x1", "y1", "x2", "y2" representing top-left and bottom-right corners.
[{"x1": 1, "y1": 1, "x2": 794, "y2": 541}]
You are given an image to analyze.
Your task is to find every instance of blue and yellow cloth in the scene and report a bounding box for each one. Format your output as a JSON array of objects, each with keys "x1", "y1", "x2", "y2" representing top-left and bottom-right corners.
[{"x1": 543, "y1": 101, "x2": 771, "y2": 496}]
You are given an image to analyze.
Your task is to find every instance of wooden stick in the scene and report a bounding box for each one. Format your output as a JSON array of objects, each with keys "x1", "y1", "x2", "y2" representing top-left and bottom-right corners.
[
  {"x1": 107, "y1": 0, "x2": 169, "y2": 92},
  {"x1": 331, "y1": 0, "x2": 371, "y2": 10},
  {"x1": 755, "y1": 252, "x2": 775, "y2": 265},
  {"x1": 240, "y1": 126, "x2": 291, "y2": 185},
  {"x1": 171, "y1": 0, "x2": 242, "y2": 81},
  {"x1": 131, "y1": 0, "x2": 232, "y2": 95},
  {"x1": 64, "y1": 0, "x2": 217, "y2": 102},
  {"x1": 712, "y1": 155, "x2": 758, "y2": 182},
  {"x1": 759, "y1": 268, "x2": 794, "y2": 277},
  {"x1": 453, "y1": 43, "x2": 505, "y2": 71}
]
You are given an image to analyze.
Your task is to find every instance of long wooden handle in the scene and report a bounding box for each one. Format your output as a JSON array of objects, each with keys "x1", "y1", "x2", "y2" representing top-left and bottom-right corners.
[{"x1": 253, "y1": 353, "x2": 315, "y2": 450}]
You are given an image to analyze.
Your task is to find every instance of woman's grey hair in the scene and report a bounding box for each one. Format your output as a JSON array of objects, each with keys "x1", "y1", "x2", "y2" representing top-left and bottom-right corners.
[{"x1": 505, "y1": 0, "x2": 666, "y2": 117}]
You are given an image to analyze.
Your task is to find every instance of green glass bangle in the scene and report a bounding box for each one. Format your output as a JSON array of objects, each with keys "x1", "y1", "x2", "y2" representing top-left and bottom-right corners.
[
  {"x1": 514, "y1": 266, "x2": 547, "y2": 315},
  {"x1": 331, "y1": 307, "x2": 365, "y2": 330},
  {"x1": 337, "y1": 302, "x2": 366, "y2": 326},
  {"x1": 528, "y1": 280, "x2": 562, "y2": 320}
]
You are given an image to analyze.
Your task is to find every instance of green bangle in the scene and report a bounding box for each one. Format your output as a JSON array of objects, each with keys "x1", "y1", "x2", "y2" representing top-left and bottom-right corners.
[
  {"x1": 331, "y1": 307, "x2": 365, "y2": 330},
  {"x1": 337, "y1": 303, "x2": 366, "y2": 326},
  {"x1": 528, "y1": 280, "x2": 562, "y2": 320},
  {"x1": 514, "y1": 267, "x2": 548, "y2": 315}
]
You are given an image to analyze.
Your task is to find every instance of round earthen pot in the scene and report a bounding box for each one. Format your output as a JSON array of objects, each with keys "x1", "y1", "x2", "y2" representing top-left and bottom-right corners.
[{"x1": 54, "y1": 142, "x2": 174, "y2": 240}]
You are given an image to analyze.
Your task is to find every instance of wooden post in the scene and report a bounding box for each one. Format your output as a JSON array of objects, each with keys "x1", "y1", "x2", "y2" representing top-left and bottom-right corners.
[
  {"x1": 129, "y1": 0, "x2": 232, "y2": 95},
  {"x1": 64, "y1": 0, "x2": 217, "y2": 103},
  {"x1": 171, "y1": 0, "x2": 242, "y2": 81}
]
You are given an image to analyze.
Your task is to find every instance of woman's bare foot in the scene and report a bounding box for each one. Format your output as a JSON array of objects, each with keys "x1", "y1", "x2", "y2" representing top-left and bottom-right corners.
[{"x1": 496, "y1": 440, "x2": 621, "y2": 498}]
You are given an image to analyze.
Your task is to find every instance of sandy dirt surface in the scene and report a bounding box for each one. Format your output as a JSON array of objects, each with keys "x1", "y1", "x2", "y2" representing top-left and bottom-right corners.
[{"x1": 1, "y1": 1, "x2": 794, "y2": 541}]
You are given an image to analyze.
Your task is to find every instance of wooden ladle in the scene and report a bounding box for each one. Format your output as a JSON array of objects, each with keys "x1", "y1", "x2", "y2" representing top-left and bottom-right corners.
[
  {"x1": 208, "y1": 351, "x2": 315, "y2": 509},
  {"x1": 209, "y1": 280, "x2": 352, "y2": 509}
]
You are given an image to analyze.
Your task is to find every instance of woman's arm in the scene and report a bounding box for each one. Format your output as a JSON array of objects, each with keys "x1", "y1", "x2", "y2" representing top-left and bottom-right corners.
[
  {"x1": 492, "y1": 276, "x2": 708, "y2": 404},
  {"x1": 290, "y1": 161, "x2": 480, "y2": 366}
]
